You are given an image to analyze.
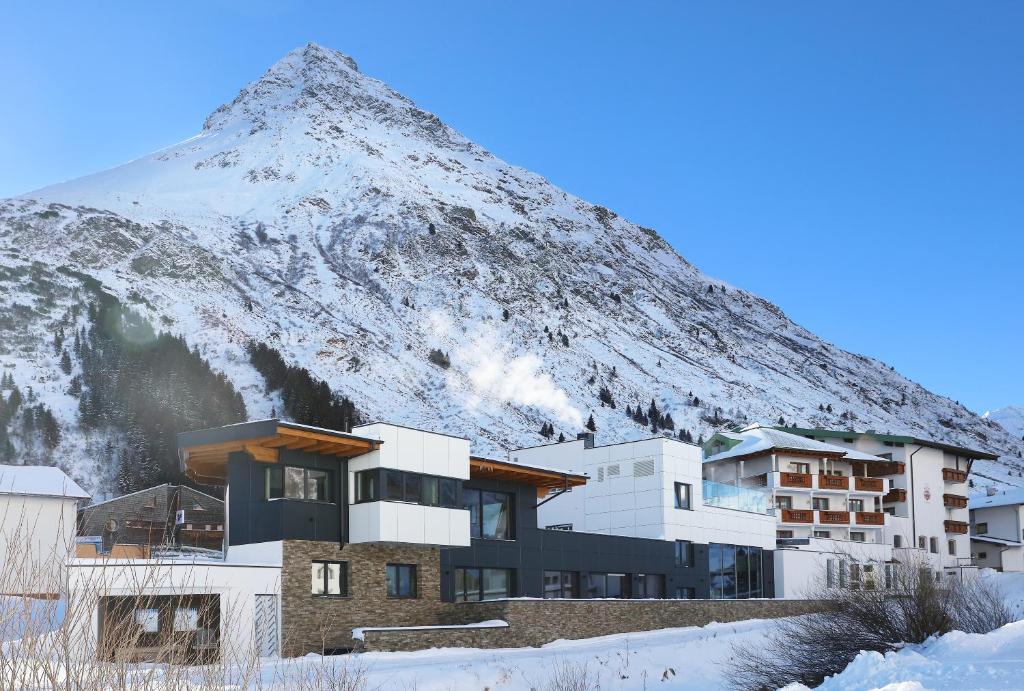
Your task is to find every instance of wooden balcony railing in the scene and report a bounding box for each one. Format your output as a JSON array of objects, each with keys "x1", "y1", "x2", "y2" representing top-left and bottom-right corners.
[
  {"x1": 883, "y1": 488, "x2": 907, "y2": 503},
  {"x1": 779, "y1": 472, "x2": 813, "y2": 489},
  {"x1": 943, "y1": 494, "x2": 968, "y2": 509},
  {"x1": 856, "y1": 511, "x2": 886, "y2": 526},
  {"x1": 944, "y1": 520, "x2": 969, "y2": 534},
  {"x1": 854, "y1": 477, "x2": 885, "y2": 493},
  {"x1": 818, "y1": 510, "x2": 851, "y2": 525},
  {"x1": 818, "y1": 474, "x2": 849, "y2": 490},
  {"x1": 853, "y1": 460, "x2": 906, "y2": 477},
  {"x1": 942, "y1": 468, "x2": 968, "y2": 483},
  {"x1": 780, "y1": 508, "x2": 814, "y2": 523}
]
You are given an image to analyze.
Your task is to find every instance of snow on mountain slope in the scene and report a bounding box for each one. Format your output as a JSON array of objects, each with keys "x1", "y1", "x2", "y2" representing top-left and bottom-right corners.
[
  {"x1": 986, "y1": 406, "x2": 1024, "y2": 440},
  {"x1": 2, "y1": 43, "x2": 1022, "y2": 494}
]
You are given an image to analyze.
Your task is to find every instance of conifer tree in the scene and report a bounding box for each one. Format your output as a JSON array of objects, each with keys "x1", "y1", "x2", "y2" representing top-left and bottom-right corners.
[{"x1": 586, "y1": 414, "x2": 597, "y2": 432}]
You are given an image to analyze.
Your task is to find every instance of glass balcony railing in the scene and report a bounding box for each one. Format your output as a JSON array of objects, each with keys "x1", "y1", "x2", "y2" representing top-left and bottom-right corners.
[{"x1": 702, "y1": 479, "x2": 774, "y2": 515}]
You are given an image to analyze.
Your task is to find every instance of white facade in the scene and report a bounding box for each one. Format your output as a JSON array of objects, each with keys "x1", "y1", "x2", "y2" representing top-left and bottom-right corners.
[
  {"x1": 0, "y1": 465, "x2": 89, "y2": 596},
  {"x1": 67, "y1": 558, "x2": 282, "y2": 659},
  {"x1": 773, "y1": 538, "x2": 893, "y2": 597},
  {"x1": 347, "y1": 423, "x2": 471, "y2": 546},
  {"x1": 969, "y1": 490, "x2": 1024, "y2": 572},
  {"x1": 518, "y1": 437, "x2": 775, "y2": 550}
]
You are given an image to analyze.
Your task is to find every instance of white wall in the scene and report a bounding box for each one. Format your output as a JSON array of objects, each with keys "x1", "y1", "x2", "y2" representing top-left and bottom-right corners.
[
  {"x1": 348, "y1": 501, "x2": 470, "y2": 546},
  {"x1": 774, "y1": 538, "x2": 892, "y2": 598},
  {"x1": 520, "y1": 438, "x2": 775, "y2": 549},
  {"x1": 67, "y1": 560, "x2": 281, "y2": 659},
  {"x1": 0, "y1": 493, "x2": 80, "y2": 595},
  {"x1": 351, "y1": 423, "x2": 470, "y2": 479}
]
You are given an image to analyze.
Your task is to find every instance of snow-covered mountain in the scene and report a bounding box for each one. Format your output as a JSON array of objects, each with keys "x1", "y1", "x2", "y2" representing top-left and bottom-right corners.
[
  {"x1": 986, "y1": 406, "x2": 1024, "y2": 440},
  {"x1": 2, "y1": 43, "x2": 1022, "y2": 495}
]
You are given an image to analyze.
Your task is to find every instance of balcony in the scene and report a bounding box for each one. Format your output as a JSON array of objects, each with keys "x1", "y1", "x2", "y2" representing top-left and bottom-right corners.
[
  {"x1": 818, "y1": 474, "x2": 850, "y2": 491},
  {"x1": 818, "y1": 510, "x2": 851, "y2": 525},
  {"x1": 702, "y1": 480, "x2": 773, "y2": 515},
  {"x1": 942, "y1": 468, "x2": 968, "y2": 483},
  {"x1": 883, "y1": 488, "x2": 907, "y2": 503},
  {"x1": 779, "y1": 472, "x2": 813, "y2": 489},
  {"x1": 944, "y1": 520, "x2": 969, "y2": 534},
  {"x1": 853, "y1": 477, "x2": 885, "y2": 493},
  {"x1": 780, "y1": 508, "x2": 814, "y2": 524},
  {"x1": 856, "y1": 511, "x2": 886, "y2": 526},
  {"x1": 943, "y1": 494, "x2": 968, "y2": 509}
]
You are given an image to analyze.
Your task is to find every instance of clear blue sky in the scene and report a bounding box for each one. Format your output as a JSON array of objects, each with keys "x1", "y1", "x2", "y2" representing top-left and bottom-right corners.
[{"x1": 2, "y1": 2, "x2": 1021, "y2": 414}]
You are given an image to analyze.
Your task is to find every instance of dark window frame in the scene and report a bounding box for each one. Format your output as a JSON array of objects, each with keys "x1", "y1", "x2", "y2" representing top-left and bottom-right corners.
[
  {"x1": 311, "y1": 560, "x2": 349, "y2": 598},
  {"x1": 455, "y1": 567, "x2": 514, "y2": 601},
  {"x1": 463, "y1": 488, "x2": 515, "y2": 540},
  {"x1": 266, "y1": 465, "x2": 334, "y2": 503},
  {"x1": 353, "y1": 468, "x2": 461, "y2": 508},
  {"x1": 542, "y1": 570, "x2": 578, "y2": 599},
  {"x1": 675, "y1": 540, "x2": 694, "y2": 567},
  {"x1": 674, "y1": 482, "x2": 692, "y2": 510},
  {"x1": 386, "y1": 563, "x2": 418, "y2": 599}
]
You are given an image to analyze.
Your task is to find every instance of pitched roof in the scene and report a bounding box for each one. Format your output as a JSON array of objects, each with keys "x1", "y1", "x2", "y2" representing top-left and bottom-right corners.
[
  {"x1": 0, "y1": 464, "x2": 90, "y2": 500},
  {"x1": 969, "y1": 488, "x2": 1024, "y2": 510},
  {"x1": 703, "y1": 424, "x2": 886, "y2": 464}
]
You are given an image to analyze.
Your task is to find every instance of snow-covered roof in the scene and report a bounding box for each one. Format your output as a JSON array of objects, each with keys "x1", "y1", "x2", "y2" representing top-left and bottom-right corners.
[
  {"x1": 970, "y1": 534, "x2": 1023, "y2": 547},
  {"x1": 703, "y1": 424, "x2": 886, "y2": 464},
  {"x1": 969, "y1": 488, "x2": 1024, "y2": 510},
  {"x1": 0, "y1": 465, "x2": 89, "y2": 500}
]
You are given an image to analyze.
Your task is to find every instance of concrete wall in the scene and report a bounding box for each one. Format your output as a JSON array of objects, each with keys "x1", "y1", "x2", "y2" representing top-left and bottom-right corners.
[
  {"x1": 360, "y1": 598, "x2": 826, "y2": 651},
  {"x1": 0, "y1": 493, "x2": 79, "y2": 595}
]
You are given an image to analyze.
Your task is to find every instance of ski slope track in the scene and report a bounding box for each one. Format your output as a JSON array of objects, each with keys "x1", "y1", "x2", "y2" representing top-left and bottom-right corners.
[{"x1": 2, "y1": 43, "x2": 1021, "y2": 496}]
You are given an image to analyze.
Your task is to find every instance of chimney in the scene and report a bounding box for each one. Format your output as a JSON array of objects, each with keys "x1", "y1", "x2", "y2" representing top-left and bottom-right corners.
[
  {"x1": 987, "y1": 486, "x2": 999, "y2": 496},
  {"x1": 577, "y1": 432, "x2": 595, "y2": 449}
]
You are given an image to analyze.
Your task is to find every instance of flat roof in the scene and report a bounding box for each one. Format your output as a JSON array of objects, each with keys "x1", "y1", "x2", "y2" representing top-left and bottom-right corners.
[{"x1": 469, "y1": 455, "x2": 587, "y2": 495}]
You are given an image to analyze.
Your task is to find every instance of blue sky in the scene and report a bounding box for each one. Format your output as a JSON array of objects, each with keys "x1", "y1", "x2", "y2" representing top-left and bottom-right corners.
[{"x1": 2, "y1": 2, "x2": 1021, "y2": 414}]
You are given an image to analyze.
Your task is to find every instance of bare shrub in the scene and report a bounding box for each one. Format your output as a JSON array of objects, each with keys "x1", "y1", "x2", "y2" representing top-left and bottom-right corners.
[
  {"x1": 540, "y1": 658, "x2": 600, "y2": 691},
  {"x1": 730, "y1": 553, "x2": 1011, "y2": 690}
]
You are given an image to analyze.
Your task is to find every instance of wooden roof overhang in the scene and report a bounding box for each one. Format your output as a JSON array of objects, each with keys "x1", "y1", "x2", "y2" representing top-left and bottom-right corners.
[
  {"x1": 177, "y1": 419, "x2": 379, "y2": 486},
  {"x1": 469, "y1": 456, "x2": 588, "y2": 498}
]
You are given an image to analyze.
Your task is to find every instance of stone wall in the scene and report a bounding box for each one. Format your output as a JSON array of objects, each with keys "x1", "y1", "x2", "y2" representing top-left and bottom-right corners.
[
  {"x1": 280, "y1": 540, "x2": 447, "y2": 656},
  {"x1": 362, "y1": 598, "x2": 826, "y2": 652}
]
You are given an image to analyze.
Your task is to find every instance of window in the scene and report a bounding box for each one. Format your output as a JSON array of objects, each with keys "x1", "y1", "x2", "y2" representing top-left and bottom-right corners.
[
  {"x1": 893, "y1": 535, "x2": 902, "y2": 548},
  {"x1": 135, "y1": 608, "x2": 159, "y2": 633},
  {"x1": 848, "y1": 499, "x2": 864, "y2": 512},
  {"x1": 455, "y1": 567, "x2": 512, "y2": 601},
  {"x1": 929, "y1": 537, "x2": 938, "y2": 554},
  {"x1": 885, "y1": 563, "x2": 896, "y2": 589},
  {"x1": 637, "y1": 574, "x2": 665, "y2": 599},
  {"x1": 791, "y1": 462, "x2": 810, "y2": 474},
  {"x1": 586, "y1": 573, "x2": 631, "y2": 598},
  {"x1": 976, "y1": 522, "x2": 988, "y2": 535},
  {"x1": 776, "y1": 496, "x2": 793, "y2": 510},
  {"x1": 354, "y1": 469, "x2": 460, "y2": 508},
  {"x1": 709, "y1": 544, "x2": 763, "y2": 599},
  {"x1": 675, "y1": 540, "x2": 694, "y2": 567},
  {"x1": 812, "y1": 497, "x2": 830, "y2": 510},
  {"x1": 311, "y1": 561, "x2": 348, "y2": 597},
  {"x1": 463, "y1": 489, "x2": 513, "y2": 540},
  {"x1": 173, "y1": 607, "x2": 199, "y2": 632},
  {"x1": 850, "y1": 532, "x2": 866, "y2": 542},
  {"x1": 948, "y1": 540, "x2": 956, "y2": 556},
  {"x1": 978, "y1": 551, "x2": 988, "y2": 560},
  {"x1": 814, "y1": 530, "x2": 831, "y2": 538},
  {"x1": 850, "y1": 563, "x2": 862, "y2": 589},
  {"x1": 674, "y1": 587, "x2": 696, "y2": 599},
  {"x1": 543, "y1": 570, "x2": 577, "y2": 599},
  {"x1": 267, "y1": 466, "x2": 333, "y2": 502},
  {"x1": 545, "y1": 523, "x2": 573, "y2": 531},
  {"x1": 843, "y1": 438, "x2": 855, "y2": 443},
  {"x1": 776, "y1": 530, "x2": 794, "y2": 539},
  {"x1": 674, "y1": 482, "x2": 692, "y2": 510},
  {"x1": 918, "y1": 536, "x2": 926, "y2": 549},
  {"x1": 386, "y1": 564, "x2": 417, "y2": 598}
]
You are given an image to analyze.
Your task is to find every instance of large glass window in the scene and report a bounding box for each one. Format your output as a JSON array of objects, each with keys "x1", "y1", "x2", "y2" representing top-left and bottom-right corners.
[
  {"x1": 463, "y1": 489, "x2": 513, "y2": 540},
  {"x1": 675, "y1": 540, "x2": 694, "y2": 567},
  {"x1": 311, "y1": 561, "x2": 348, "y2": 597},
  {"x1": 386, "y1": 564, "x2": 417, "y2": 599},
  {"x1": 543, "y1": 570, "x2": 577, "y2": 599},
  {"x1": 709, "y1": 544, "x2": 763, "y2": 600},
  {"x1": 637, "y1": 574, "x2": 665, "y2": 599},
  {"x1": 267, "y1": 466, "x2": 333, "y2": 502},
  {"x1": 354, "y1": 469, "x2": 460, "y2": 508},
  {"x1": 454, "y1": 568, "x2": 511, "y2": 601},
  {"x1": 586, "y1": 573, "x2": 630, "y2": 598}
]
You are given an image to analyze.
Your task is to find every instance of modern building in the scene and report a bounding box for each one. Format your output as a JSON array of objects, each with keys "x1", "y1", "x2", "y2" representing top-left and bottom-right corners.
[
  {"x1": 521, "y1": 432, "x2": 777, "y2": 599},
  {"x1": 969, "y1": 488, "x2": 1024, "y2": 572},
  {"x1": 702, "y1": 425, "x2": 893, "y2": 597},
  {"x1": 0, "y1": 464, "x2": 90, "y2": 597},
  {"x1": 78, "y1": 484, "x2": 224, "y2": 554},
  {"x1": 775, "y1": 425, "x2": 995, "y2": 580}
]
